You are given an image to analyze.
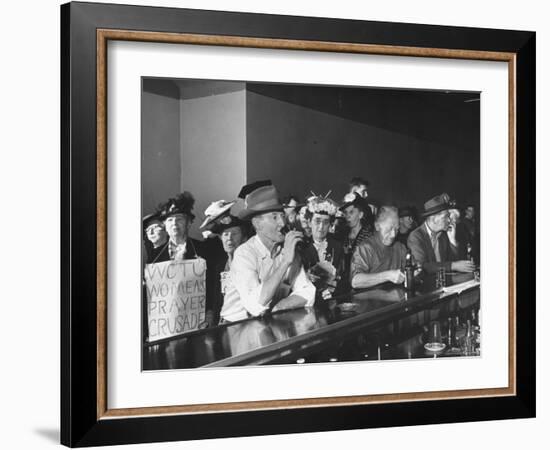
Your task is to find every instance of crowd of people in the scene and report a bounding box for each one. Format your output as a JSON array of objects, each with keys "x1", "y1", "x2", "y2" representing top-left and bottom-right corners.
[{"x1": 142, "y1": 177, "x2": 479, "y2": 327}]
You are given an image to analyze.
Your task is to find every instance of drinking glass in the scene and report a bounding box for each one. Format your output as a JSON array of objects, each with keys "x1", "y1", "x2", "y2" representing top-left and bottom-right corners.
[
  {"x1": 429, "y1": 321, "x2": 442, "y2": 344},
  {"x1": 425, "y1": 321, "x2": 445, "y2": 352}
]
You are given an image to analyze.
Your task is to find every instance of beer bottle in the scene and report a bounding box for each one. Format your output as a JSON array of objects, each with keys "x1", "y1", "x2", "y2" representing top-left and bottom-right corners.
[
  {"x1": 404, "y1": 249, "x2": 415, "y2": 291},
  {"x1": 447, "y1": 316, "x2": 456, "y2": 348}
]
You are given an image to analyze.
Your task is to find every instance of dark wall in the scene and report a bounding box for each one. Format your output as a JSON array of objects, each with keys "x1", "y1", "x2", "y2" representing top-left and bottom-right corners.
[
  {"x1": 141, "y1": 79, "x2": 181, "y2": 215},
  {"x1": 246, "y1": 84, "x2": 479, "y2": 212}
]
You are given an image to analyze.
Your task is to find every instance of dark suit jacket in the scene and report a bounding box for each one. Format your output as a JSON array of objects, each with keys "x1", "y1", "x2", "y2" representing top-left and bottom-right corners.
[
  {"x1": 205, "y1": 251, "x2": 229, "y2": 325},
  {"x1": 407, "y1": 223, "x2": 461, "y2": 274}
]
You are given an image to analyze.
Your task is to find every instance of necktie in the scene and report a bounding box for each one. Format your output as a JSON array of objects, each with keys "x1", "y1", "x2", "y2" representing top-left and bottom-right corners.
[{"x1": 431, "y1": 232, "x2": 441, "y2": 262}]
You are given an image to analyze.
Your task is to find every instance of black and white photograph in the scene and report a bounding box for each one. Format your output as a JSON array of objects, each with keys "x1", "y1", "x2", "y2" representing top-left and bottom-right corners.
[
  {"x1": 141, "y1": 78, "x2": 481, "y2": 370},
  {"x1": 51, "y1": 0, "x2": 537, "y2": 447},
  {"x1": 0, "y1": 0, "x2": 543, "y2": 446}
]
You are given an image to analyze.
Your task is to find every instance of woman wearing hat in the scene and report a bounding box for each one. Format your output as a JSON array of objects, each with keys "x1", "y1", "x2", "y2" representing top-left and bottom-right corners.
[
  {"x1": 340, "y1": 193, "x2": 375, "y2": 289},
  {"x1": 300, "y1": 196, "x2": 345, "y2": 299},
  {"x1": 141, "y1": 212, "x2": 169, "y2": 341},
  {"x1": 152, "y1": 191, "x2": 204, "y2": 263},
  {"x1": 396, "y1": 206, "x2": 416, "y2": 246},
  {"x1": 297, "y1": 205, "x2": 313, "y2": 239},
  {"x1": 142, "y1": 213, "x2": 168, "y2": 264},
  {"x1": 200, "y1": 200, "x2": 248, "y2": 324},
  {"x1": 282, "y1": 195, "x2": 302, "y2": 230}
]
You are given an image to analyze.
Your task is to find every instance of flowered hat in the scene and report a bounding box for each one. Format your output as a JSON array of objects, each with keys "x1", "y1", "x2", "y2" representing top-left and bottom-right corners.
[{"x1": 307, "y1": 196, "x2": 339, "y2": 217}]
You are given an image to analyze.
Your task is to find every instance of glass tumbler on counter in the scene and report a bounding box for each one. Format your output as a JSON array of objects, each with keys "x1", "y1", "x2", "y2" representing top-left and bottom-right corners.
[{"x1": 424, "y1": 321, "x2": 445, "y2": 352}]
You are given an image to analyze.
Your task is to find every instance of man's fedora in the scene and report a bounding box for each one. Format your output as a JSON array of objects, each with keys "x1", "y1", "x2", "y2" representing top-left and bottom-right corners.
[
  {"x1": 421, "y1": 193, "x2": 453, "y2": 217},
  {"x1": 238, "y1": 183, "x2": 284, "y2": 220}
]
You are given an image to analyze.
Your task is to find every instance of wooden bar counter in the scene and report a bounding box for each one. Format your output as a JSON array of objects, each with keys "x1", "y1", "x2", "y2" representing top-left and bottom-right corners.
[{"x1": 143, "y1": 272, "x2": 480, "y2": 370}]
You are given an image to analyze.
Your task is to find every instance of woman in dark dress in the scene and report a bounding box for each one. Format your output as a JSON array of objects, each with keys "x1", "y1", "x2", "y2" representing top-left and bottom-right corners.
[
  {"x1": 142, "y1": 213, "x2": 168, "y2": 264},
  {"x1": 200, "y1": 200, "x2": 248, "y2": 325},
  {"x1": 339, "y1": 193, "x2": 374, "y2": 290},
  {"x1": 300, "y1": 196, "x2": 345, "y2": 299},
  {"x1": 142, "y1": 192, "x2": 206, "y2": 339},
  {"x1": 152, "y1": 191, "x2": 205, "y2": 262}
]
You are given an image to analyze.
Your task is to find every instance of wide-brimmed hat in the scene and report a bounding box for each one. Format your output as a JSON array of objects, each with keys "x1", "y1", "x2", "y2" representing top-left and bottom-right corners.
[
  {"x1": 238, "y1": 183, "x2": 284, "y2": 220},
  {"x1": 339, "y1": 192, "x2": 368, "y2": 212},
  {"x1": 421, "y1": 193, "x2": 453, "y2": 217},
  {"x1": 158, "y1": 191, "x2": 196, "y2": 221},
  {"x1": 199, "y1": 199, "x2": 246, "y2": 234},
  {"x1": 207, "y1": 215, "x2": 246, "y2": 234},
  {"x1": 199, "y1": 200, "x2": 235, "y2": 229}
]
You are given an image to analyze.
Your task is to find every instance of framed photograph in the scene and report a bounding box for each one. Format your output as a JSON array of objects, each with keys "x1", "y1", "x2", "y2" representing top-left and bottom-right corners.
[{"x1": 61, "y1": 1, "x2": 535, "y2": 447}]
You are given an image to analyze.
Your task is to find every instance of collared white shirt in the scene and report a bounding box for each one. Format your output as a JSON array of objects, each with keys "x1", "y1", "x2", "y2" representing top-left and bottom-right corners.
[
  {"x1": 219, "y1": 264, "x2": 248, "y2": 322},
  {"x1": 425, "y1": 222, "x2": 444, "y2": 262},
  {"x1": 424, "y1": 222, "x2": 436, "y2": 241},
  {"x1": 230, "y1": 235, "x2": 316, "y2": 318}
]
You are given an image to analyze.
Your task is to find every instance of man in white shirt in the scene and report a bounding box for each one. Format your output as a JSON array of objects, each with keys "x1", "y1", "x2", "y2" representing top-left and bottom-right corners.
[{"x1": 230, "y1": 182, "x2": 316, "y2": 317}]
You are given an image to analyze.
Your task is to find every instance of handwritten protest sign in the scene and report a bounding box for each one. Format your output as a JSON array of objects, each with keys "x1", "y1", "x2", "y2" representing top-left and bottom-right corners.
[{"x1": 144, "y1": 258, "x2": 206, "y2": 342}]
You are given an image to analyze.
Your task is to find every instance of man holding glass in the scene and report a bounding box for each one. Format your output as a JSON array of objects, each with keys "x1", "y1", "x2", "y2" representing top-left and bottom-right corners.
[{"x1": 230, "y1": 181, "x2": 315, "y2": 316}]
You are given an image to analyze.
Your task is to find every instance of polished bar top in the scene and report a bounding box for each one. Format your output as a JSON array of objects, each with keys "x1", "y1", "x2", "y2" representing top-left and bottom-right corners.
[{"x1": 143, "y1": 272, "x2": 479, "y2": 370}]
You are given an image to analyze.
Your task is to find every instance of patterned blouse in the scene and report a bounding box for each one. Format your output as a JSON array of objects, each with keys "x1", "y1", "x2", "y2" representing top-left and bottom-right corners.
[
  {"x1": 342, "y1": 225, "x2": 373, "y2": 287},
  {"x1": 344, "y1": 225, "x2": 373, "y2": 257}
]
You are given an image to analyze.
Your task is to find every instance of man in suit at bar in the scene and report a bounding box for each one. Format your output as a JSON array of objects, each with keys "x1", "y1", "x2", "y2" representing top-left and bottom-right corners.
[{"x1": 407, "y1": 193, "x2": 476, "y2": 274}]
